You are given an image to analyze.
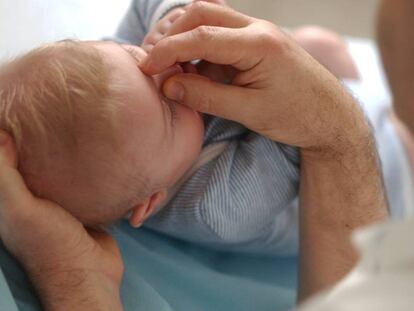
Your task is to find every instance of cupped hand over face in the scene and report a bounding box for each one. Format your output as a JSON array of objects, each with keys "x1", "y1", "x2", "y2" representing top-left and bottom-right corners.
[
  {"x1": 140, "y1": 2, "x2": 371, "y2": 155},
  {"x1": 0, "y1": 131, "x2": 123, "y2": 288}
]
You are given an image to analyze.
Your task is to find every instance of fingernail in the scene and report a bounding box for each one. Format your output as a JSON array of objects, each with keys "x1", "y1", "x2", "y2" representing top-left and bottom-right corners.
[
  {"x1": 0, "y1": 131, "x2": 9, "y2": 146},
  {"x1": 165, "y1": 82, "x2": 184, "y2": 101}
]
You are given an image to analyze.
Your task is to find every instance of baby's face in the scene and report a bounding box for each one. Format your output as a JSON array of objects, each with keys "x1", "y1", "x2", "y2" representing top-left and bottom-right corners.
[{"x1": 85, "y1": 41, "x2": 204, "y2": 224}]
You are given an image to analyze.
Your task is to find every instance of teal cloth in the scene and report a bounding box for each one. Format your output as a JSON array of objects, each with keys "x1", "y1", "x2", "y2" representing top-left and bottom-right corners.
[
  {"x1": 0, "y1": 262, "x2": 19, "y2": 311},
  {"x1": 0, "y1": 220, "x2": 297, "y2": 311}
]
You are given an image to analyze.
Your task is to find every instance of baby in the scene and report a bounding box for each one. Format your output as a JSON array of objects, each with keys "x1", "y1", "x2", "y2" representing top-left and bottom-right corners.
[
  {"x1": 0, "y1": 38, "x2": 300, "y2": 255},
  {"x1": 0, "y1": 3, "x2": 301, "y2": 257},
  {"x1": 0, "y1": 0, "x2": 411, "y2": 256},
  {"x1": 0, "y1": 39, "x2": 206, "y2": 225}
]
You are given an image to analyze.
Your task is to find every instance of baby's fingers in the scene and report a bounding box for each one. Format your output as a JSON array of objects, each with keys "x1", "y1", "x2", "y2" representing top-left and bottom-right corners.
[
  {"x1": 157, "y1": 8, "x2": 187, "y2": 35},
  {"x1": 142, "y1": 8, "x2": 187, "y2": 52},
  {"x1": 166, "y1": 8, "x2": 187, "y2": 25}
]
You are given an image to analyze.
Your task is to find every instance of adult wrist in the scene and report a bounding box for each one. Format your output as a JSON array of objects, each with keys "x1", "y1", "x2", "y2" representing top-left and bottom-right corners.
[
  {"x1": 299, "y1": 92, "x2": 388, "y2": 229},
  {"x1": 301, "y1": 90, "x2": 375, "y2": 163},
  {"x1": 29, "y1": 269, "x2": 123, "y2": 311},
  {"x1": 297, "y1": 100, "x2": 388, "y2": 299}
]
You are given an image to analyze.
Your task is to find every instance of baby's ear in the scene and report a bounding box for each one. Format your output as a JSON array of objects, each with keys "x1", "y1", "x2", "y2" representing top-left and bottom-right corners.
[{"x1": 128, "y1": 190, "x2": 168, "y2": 228}]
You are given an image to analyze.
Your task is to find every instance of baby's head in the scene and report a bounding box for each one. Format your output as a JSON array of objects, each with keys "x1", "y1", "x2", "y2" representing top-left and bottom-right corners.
[{"x1": 0, "y1": 41, "x2": 204, "y2": 227}]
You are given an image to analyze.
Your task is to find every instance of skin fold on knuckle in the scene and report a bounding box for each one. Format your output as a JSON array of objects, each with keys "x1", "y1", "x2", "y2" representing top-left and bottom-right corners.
[
  {"x1": 253, "y1": 22, "x2": 289, "y2": 57},
  {"x1": 194, "y1": 25, "x2": 217, "y2": 43},
  {"x1": 192, "y1": 26, "x2": 220, "y2": 60}
]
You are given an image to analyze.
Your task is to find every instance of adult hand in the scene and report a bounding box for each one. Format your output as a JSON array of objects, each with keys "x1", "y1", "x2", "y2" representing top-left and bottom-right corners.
[
  {"x1": 0, "y1": 131, "x2": 123, "y2": 311},
  {"x1": 140, "y1": 2, "x2": 370, "y2": 155},
  {"x1": 140, "y1": 2, "x2": 388, "y2": 302}
]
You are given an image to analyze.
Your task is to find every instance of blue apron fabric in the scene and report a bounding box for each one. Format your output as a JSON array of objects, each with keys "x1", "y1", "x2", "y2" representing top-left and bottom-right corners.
[
  {"x1": 0, "y1": 221, "x2": 297, "y2": 311},
  {"x1": 0, "y1": 264, "x2": 19, "y2": 311}
]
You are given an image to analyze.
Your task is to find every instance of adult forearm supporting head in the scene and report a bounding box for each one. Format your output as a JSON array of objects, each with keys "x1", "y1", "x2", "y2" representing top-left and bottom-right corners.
[{"x1": 30, "y1": 269, "x2": 124, "y2": 311}]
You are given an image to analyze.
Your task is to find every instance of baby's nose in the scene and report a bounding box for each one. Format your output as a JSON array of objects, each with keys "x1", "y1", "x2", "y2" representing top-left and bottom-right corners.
[{"x1": 152, "y1": 64, "x2": 184, "y2": 92}]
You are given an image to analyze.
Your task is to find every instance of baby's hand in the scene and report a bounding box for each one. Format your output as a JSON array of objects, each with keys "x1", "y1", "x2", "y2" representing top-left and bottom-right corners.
[
  {"x1": 142, "y1": 7, "x2": 186, "y2": 52},
  {"x1": 142, "y1": 0, "x2": 227, "y2": 52}
]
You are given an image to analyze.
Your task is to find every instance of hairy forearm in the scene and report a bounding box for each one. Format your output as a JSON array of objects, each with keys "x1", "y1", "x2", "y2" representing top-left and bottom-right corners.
[
  {"x1": 377, "y1": 0, "x2": 414, "y2": 134},
  {"x1": 297, "y1": 102, "x2": 388, "y2": 301},
  {"x1": 29, "y1": 269, "x2": 123, "y2": 311}
]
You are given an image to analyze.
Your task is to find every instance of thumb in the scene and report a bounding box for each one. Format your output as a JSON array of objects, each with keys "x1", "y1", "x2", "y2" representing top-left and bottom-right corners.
[
  {"x1": 163, "y1": 73, "x2": 252, "y2": 123},
  {"x1": 0, "y1": 131, "x2": 17, "y2": 168},
  {"x1": 0, "y1": 131, "x2": 32, "y2": 208}
]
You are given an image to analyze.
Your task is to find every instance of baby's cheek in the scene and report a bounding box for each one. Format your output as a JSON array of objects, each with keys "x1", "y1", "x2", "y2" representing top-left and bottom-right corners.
[{"x1": 180, "y1": 106, "x2": 204, "y2": 148}]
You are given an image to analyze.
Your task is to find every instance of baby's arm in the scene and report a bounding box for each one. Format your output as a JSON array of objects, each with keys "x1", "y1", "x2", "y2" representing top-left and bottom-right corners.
[
  {"x1": 142, "y1": 0, "x2": 227, "y2": 52},
  {"x1": 142, "y1": 5, "x2": 188, "y2": 52},
  {"x1": 142, "y1": 0, "x2": 233, "y2": 83},
  {"x1": 115, "y1": 0, "x2": 192, "y2": 46}
]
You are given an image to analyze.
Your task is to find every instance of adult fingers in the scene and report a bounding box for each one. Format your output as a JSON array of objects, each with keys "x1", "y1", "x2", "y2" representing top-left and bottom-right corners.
[
  {"x1": 140, "y1": 26, "x2": 261, "y2": 75},
  {"x1": 0, "y1": 131, "x2": 33, "y2": 209},
  {"x1": 165, "y1": 1, "x2": 251, "y2": 37},
  {"x1": 163, "y1": 73, "x2": 255, "y2": 124}
]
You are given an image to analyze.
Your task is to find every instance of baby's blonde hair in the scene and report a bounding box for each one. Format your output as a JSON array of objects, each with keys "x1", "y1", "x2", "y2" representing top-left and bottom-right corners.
[
  {"x1": 0, "y1": 40, "x2": 118, "y2": 158},
  {"x1": 0, "y1": 41, "x2": 146, "y2": 224}
]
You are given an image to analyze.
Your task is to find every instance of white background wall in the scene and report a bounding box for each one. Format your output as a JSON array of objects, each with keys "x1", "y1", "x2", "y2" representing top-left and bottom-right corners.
[
  {"x1": 228, "y1": 0, "x2": 379, "y2": 38},
  {"x1": 0, "y1": 0, "x2": 130, "y2": 60},
  {"x1": 0, "y1": 0, "x2": 379, "y2": 61}
]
